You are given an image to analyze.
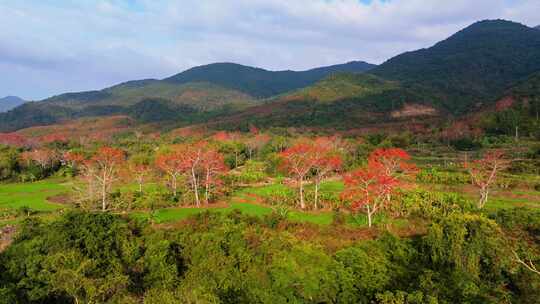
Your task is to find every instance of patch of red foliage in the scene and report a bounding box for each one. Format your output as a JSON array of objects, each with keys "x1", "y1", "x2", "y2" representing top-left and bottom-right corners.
[
  {"x1": 495, "y1": 96, "x2": 515, "y2": 112},
  {"x1": 0, "y1": 132, "x2": 28, "y2": 147}
]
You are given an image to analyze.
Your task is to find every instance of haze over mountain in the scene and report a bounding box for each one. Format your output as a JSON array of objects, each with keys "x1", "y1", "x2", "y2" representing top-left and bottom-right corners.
[{"x1": 0, "y1": 96, "x2": 25, "y2": 113}]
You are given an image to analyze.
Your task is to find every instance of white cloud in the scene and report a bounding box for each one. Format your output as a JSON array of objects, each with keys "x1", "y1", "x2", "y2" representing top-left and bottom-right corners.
[{"x1": 0, "y1": 0, "x2": 538, "y2": 99}]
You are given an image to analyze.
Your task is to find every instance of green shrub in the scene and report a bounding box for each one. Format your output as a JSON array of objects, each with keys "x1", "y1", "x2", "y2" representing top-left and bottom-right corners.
[
  {"x1": 229, "y1": 160, "x2": 268, "y2": 184},
  {"x1": 416, "y1": 167, "x2": 470, "y2": 185},
  {"x1": 398, "y1": 189, "x2": 474, "y2": 219}
]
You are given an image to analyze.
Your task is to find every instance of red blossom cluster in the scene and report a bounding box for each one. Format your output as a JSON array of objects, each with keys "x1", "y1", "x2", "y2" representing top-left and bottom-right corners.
[
  {"x1": 0, "y1": 133, "x2": 28, "y2": 147},
  {"x1": 40, "y1": 133, "x2": 68, "y2": 144},
  {"x1": 20, "y1": 148, "x2": 58, "y2": 169},
  {"x1": 156, "y1": 142, "x2": 227, "y2": 206},
  {"x1": 279, "y1": 137, "x2": 343, "y2": 210},
  {"x1": 342, "y1": 148, "x2": 415, "y2": 227}
]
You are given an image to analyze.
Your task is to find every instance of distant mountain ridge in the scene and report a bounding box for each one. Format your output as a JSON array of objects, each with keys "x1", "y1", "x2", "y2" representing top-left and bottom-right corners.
[
  {"x1": 0, "y1": 61, "x2": 375, "y2": 132},
  {"x1": 207, "y1": 19, "x2": 540, "y2": 130},
  {"x1": 163, "y1": 61, "x2": 376, "y2": 98},
  {"x1": 2, "y1": 19, "x2": 540, "y2": 133},
  {"x1": 0, "y1": 96, "x2": 26, "y2": 113}
]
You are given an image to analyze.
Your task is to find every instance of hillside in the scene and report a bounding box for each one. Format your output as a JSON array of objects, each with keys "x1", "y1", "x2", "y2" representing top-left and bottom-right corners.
[
  {"x1": 209, "y1": 73, "x2": 439, "y2": 130},
  {"x1": 210, "y1": 19, "x2": 540, "y2": 130},
  {"x1": 0, "y1": 96, "x2": 25, "y2": 113},
  {"x1": 163, "y1": 61, "x2": 376, "y2": 98},
  {"x1": 45, "y1": 81, "x2": 254, "y2": 111},
  {"x1": 371, "y1": 20, "x2": 540, "y2": 113},
  {"x1": 3, "y1": 20, "x2": 540, "y2": 132},
  {"x1": 0, "y1": 61, "x2": 374, "y2": 132}
]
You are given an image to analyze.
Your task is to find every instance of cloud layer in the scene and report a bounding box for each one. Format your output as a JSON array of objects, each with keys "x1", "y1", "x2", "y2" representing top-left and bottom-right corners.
[{"x1": 1, "y1": 0, "x2": 539, "y2": 100}]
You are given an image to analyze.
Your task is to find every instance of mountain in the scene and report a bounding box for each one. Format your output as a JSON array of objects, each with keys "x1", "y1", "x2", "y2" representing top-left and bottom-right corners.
[
  {"x1": 0, "y1": 96, "x2": 26, "y2": 113},
  {"x1": 0, "y1": 61, "x2": 375, "y2": 132},
  {"x1": 371, "y1": 19, "x2": 540, "y2": 114},
  {"x1": 208, "y1": 73, "x2": 439, "y2": 130},
  {"x1": 208, "y1": 20, "x2": 540, "y2": 130},
  {"x1": 535, "y1": 25, "x2": 540, "y2": 30},
  {"x1": 163, "y1": 61, "x2": 376, "y2": 98},
  {"x1": 3, "y1": 19, "x2": 540, "y2": 132}
]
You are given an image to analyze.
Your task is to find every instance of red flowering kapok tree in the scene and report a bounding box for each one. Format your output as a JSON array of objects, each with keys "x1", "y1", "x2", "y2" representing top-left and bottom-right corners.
[
  {"x1": 311, "y1": 137, "x2": 342, "y2": 210},
  {"x1": 342, "y1": 167, "x2": 398, "y2": 228},
  {"x1": 156, "y1": 152, "x2": 185, "y2": 197},
  {"x1": 280, "y1": 142, "x2": 314, "y2": 209},
  {"x1": 246, "y1": 133, "x2": 271, "y2": 159},
  {"x1": 368, "y1": 148, "x2": 416, "y2": 177},
  {"x1": 83, "y1": 147, "x2": 125, "y2": 211},
  {"x1": 464, "y1": 150, "x2": 509, "y2": 209},
  {"x1": 156, "y1": 143, "x2": 226, "y2": 207},
  {"x1": 62, "y1": 151, "x2": 85, "y2": 175},
  {"x1": 201, "y1": 147, "x2": 228, "y2": 204},
  {"x1": 368, "y1": 148, "x2": 416, "y2": 204},
  {"x1": 21, "y1": 148, "x2": 58, "y2": 170},
  {"x1": 180, "y1": 143, "x2": 206, "y2": 207},
  {"x1": 341, "y1": 147, "x2": 415, "y2": 228}
]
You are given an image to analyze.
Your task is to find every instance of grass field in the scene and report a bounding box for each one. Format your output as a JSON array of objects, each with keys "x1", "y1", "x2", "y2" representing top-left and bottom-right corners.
[
  {"x1": 0, "y1": 178, "x2": 71, "y2": 227},
  {"x1": 0, "y1": 178, "x2": 69, "y2": 211},
  {"x1": 2, "y1": 174, "x2": 539, "y2": 228}
]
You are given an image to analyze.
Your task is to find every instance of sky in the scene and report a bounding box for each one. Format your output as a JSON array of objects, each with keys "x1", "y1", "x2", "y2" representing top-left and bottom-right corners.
[{"x1": 0, "y1": 0, "x2": 539, "y2": 100}]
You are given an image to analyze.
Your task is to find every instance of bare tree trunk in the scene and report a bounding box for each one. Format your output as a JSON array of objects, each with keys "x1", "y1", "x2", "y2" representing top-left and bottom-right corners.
[
  {"x1": 192, "y1": 167, "x2": 200, "y2": 207},
  {"x1": 205, "y1": 170, "x2": 210, "y2": 204},
  {"x1": 101, "y1": 177, "x2": 107, "y2": 211},
  {"x1": 478, "y1": 188, "x2": 489, "y2": 209},
  {"x1": 314, "y1": 179, "x2": 319, "y2": 210},
  {"x1": 367, "y1": 205, "x2": 372, "y2": 228},
  {"x1": 172, "y1": 175, "x2": 177, "y2": 197},
  {"x1": 299, "y1": 178, "x2": 305, "y2": 209}
]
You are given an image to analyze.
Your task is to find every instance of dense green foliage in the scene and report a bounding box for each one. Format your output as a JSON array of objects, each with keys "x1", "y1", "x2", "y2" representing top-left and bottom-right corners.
[
  {"x1": 1, "y1": 208, "x2": 539, "y2": 303},
  {"x1": 163, "y1": 61, "x2": 375, "y2": 98}
]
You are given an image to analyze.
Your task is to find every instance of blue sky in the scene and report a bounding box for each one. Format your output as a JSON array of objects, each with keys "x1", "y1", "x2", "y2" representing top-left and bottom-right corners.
[{"x1": 0, "y1": 0, "x2": 538, "y2": 100}]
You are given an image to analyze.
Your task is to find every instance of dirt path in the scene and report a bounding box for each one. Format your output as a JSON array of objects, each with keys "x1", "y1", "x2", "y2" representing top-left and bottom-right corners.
[{"x1": 0, "y1": 225, "x2": 16, "y2": 252}]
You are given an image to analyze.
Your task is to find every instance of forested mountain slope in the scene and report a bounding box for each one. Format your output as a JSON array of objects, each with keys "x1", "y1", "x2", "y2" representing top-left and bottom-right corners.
[
  {"x1": 164, "y1": 61, "x2": 376, "y2": 98},
  {"x1": 370, "y1": 20, "x2": 540, "y2": 113}
]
